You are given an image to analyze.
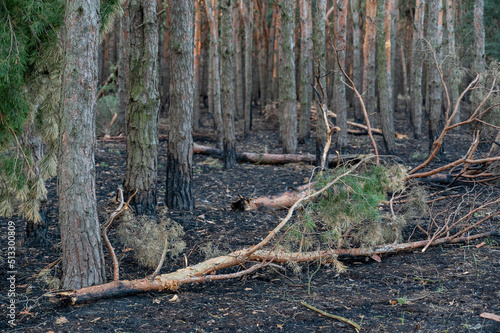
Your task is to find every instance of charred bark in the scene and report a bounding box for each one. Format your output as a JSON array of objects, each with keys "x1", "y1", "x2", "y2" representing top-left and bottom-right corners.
[
  {"x1": 124, "y1": 0, "x2": 160, "y2": 216},
  {"x1": 166, "y1": 0, "x2": 195, "y2": 210}
]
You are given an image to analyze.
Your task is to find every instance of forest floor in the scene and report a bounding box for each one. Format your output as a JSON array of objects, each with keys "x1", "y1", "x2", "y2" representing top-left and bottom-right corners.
[{"x1": 1, "y1": 106, "x2": 500, "y2": 333}]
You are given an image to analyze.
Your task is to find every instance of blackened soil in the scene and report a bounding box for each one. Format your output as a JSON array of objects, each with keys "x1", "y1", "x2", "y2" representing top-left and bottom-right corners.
[{"x1": 1, "y1": 108, "x2": 499, "y2": 333}]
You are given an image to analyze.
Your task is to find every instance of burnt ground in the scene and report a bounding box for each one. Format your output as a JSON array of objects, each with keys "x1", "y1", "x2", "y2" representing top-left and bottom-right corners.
[{"x1": 1, "y1": 107, "x2": 500, "y2": 333}]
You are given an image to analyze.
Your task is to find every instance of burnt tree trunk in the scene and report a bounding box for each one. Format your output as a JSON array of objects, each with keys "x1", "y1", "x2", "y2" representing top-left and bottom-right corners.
[
  {"x1": 124, "y1": 0, "x2": 160, "y2": 216},
  {"x1": 166, "y1": 0, "x2": 195, "y2": 210},
  {"x1": 220, "y1": 0, "x2": 237, "y2": 168},
  {"x1": 58, "y1": 0, "x2": 106, "y2": 289}
]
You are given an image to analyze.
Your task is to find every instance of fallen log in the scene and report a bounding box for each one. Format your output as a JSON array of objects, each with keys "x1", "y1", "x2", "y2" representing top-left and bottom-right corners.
[
  {"x1": 193, "y1": 143, "x2": 359, "y2": 167},
  {"x1": 53, "y1": 231, "x2": 493, "y2": 305},
  {"x1": 231, "y1": 183, "x2": 314, "y2": 211}
]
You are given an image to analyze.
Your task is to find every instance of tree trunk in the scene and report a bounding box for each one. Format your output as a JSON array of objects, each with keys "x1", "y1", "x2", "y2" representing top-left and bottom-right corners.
[
  {"x1": 334, "y1": 0, "x2": 349, "y2": 149},
  {"x1": 233, "y1": 2, "x2": 244, "y2": 119},
  {"x1": 376, "y1": 0, "x2": 397, "y2": 154},
  {"x1": 385, "y1": 0, "x2": 398, "y2": 113},
  {"x1": 472, "y1": 0, "x2": 485, "y2": 109},
  {"x1": 278, "y1": 0, "x2": 297, "y2": 154},
  {"x1": 193, "y1": 0, "x2": 202, "y2": 131},
  {"x1": 298, "y1": 0, "x2": 312, "y2": 144},
  {"x1": 58, "y1": 0, "x2": 105, "y2": 289},
  {"x1": 410, "y1": 0, "x2": 426, "y2": 139},
  {"x1": 117, "y1": 0, "x2": 131, "y2": 135},
  {"x1": 313, "y1": 0, "x2": 328, "y2": 167},
  {"x1": 205, "y1": 0, "x2": 223, "y2": 149},
  {"x1": 255, "y1": 0, "x2": 268, "y2": 106},
  {"x1": 220, "y1": 0, "x2": 237, "y2": 169},
  {"x1": 22, "y1": 123, "x2": 49, "y2": 247},
  {"x1": 427, "y1": 0, "x2": 444, "y2": 155},
  {"x1": 362, "y1": 0, "x2": 377, "y2": 126},
  {"x1": 160, "y1": 0, "x2": 171, "y2": 114},
  {"x1": 349, "y1": 0, "x2": 363, "y2": 123},
  {"x1": 241, "y1": 0, "x2": 254, "y2": 134},
  {"x1": 268, "y1": 3, "x2": 279, "y2": 102},
  {"x1": 166, "y1": 0, "x2": 195, "y2": 210},
  {"x1": 124, "y1": 0, "x2": 160, "y2": 216},
  {"x1": 444, "y1": 0, "x2": 461, "y2": 125},
  {"x1": 399, "y1": 43, "x2": 410, "y2": 115}
]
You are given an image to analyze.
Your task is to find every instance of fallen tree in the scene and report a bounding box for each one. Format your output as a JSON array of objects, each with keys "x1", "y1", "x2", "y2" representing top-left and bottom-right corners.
[
  {"x1": 54, "y1": 231, "x2": 493, "y2": 305},
  {"x1": 50, "y1": 157, "x2": 497, "y2": 304},
  {"x1": 193, "y1": 143, "x2": 359, "y2": 167}
]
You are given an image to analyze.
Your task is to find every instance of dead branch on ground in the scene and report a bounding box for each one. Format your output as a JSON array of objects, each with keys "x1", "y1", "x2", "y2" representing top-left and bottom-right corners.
[
  {"x1": 50, "y1": 156, "x2": 497, "y2": 305},
  {"x1": 193, "y1": 143, "x2": 358, "y2": 167},
  {"x1": 407, "y1": 45, "x2": 500, "y2": 183}
]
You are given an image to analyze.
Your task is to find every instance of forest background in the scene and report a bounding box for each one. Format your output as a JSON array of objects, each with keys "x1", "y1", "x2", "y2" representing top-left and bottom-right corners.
[{"x1": 1, "y1": 0, "x2": 500, "y2": 330}]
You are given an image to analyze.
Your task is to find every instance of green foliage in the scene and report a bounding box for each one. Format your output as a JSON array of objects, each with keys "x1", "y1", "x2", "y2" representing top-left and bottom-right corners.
[
  {"x1": 0, "y1": 0, "x2": 64, "y2": 146},
  {"x1": 455, "y1": 0, "x2": 500, "y2": 62},
  {"x1": 285, "y1": 163, "x2": 424, "y2": 252},
  {"x1": 0, "y1": 0, "x2": 123, "y2": 222}
]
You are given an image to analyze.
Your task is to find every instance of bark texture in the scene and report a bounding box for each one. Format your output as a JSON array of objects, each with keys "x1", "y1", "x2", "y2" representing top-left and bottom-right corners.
[
  {"x1": 220, "y1": 0, "x2": 237, "y2": 168},
  {"x1": 166, "y1": 0, "x2": 195, "y2": 210},
  {"x1": 410, "y1": 0, "x2": 426, "y2": 138},
  {"x1": 427, "y1": 0, "x2": 444, "y2": 155},
  {"x1": 193, "y1": 0, "x2": 202, "y2": 131},
  {"x1": 58, "y1": 0, "x2": 105, "y2": 289},
  {"x1": 350, "y1": 0, "x2": 363, "y2": 122},
  {"x1": 334, "y1": 0, "x2": 349, "y2": 149},
  {"x1": 22, "y1": 123, "x2": 49, "y2": 247},
  {"x1": 376, "y1": 0, "x2": 397, "y2": 154},
  {"x1": 233, "y1": 2, "x2": 244, "y2": 118},
  {"x1": 313, "y1": 0, "x2": 328, "y2": 167},
  {"x1": 444, "y1": 0, "x2": 461, "y2": 125},
  {"x1": 241, "y1": 0, "x2": 254, "y2": 134},
  {"x1": 117, "y1": 0, "x2": 130, "y2": 135},
  {"x1": 298, "y1": 0, "x2": 312, "y2": 143},
  {"x1": 124, "y1": 0, "x2": 160, "y2": 216},
  {"x1": 362, "y1": 0, "x2": 377, "y2": 125},
  {"x1": 278, "y1": 0, "x2": 297, "y2": 154},
  {"x1": 205, "y1": 0, "x2": 223, "y2": 149},
  {"x1": 472, "y1": 0, "x2": 485, "y2": 109}
]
